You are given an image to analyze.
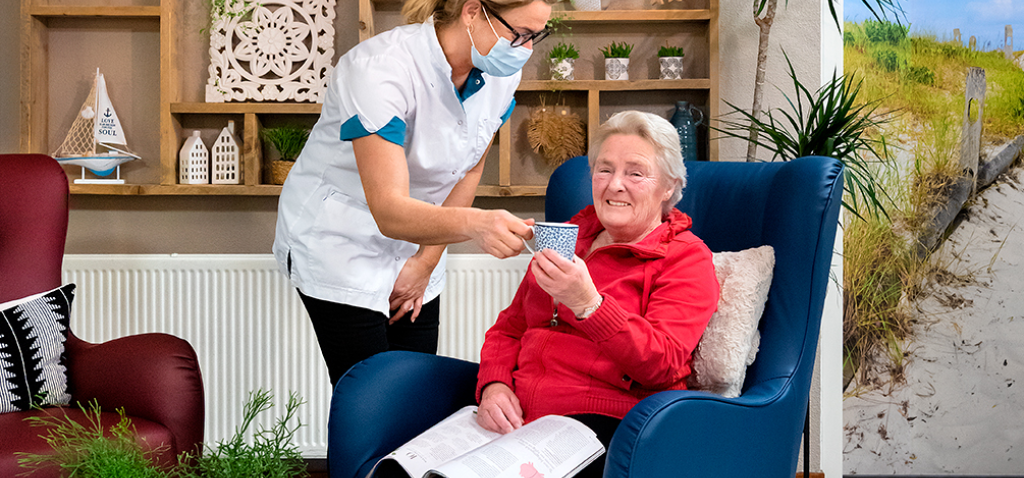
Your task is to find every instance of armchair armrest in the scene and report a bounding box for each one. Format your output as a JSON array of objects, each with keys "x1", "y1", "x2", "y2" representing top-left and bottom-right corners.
[
  {"x1": 605, "y1": 380, "x2": 805, "y2": 478},
  {"x1": 65, "y1": 332, "x2": 205, "y2": 458},
  {"x1": 329, "y1": 351, "x2": 479, "y2": 478}
]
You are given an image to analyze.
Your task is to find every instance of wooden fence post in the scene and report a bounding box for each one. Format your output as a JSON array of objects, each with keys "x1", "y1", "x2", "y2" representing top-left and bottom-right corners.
[
  {"x1": 969, "y1": 35, "x2": 977, "y2": 50},
  {"x1": 954, "y1": 28, "x2": 961, "y2": 44},
  {"x1": 961, "y1": 67, "x2": 986, "y2": 194},
  {"x1": 1006, "y1": 25, "x2": 1014, "y2": 60}
]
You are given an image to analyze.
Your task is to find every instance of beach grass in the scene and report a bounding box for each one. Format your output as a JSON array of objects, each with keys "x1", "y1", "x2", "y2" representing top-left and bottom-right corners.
[{"x1": 842, "y1": 20, "x2": 1024, "y2": 392}]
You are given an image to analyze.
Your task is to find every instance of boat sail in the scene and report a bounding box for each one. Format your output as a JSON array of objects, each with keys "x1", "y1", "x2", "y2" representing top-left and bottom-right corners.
[{"x1": 53, "y1": 69, "x2": 140, "y2": 184}]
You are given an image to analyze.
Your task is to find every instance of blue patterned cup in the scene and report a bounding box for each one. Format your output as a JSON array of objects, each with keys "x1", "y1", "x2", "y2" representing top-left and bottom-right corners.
[{"x1": 531, "y1": 222, "x2": 579, "y2": 260}]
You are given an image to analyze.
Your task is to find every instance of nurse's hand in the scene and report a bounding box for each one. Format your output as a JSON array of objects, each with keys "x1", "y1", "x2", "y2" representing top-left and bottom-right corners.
[
  {"x1": 389, "y1": 255, "x2": 432, "y2": 324},
  {"x1": 477, "y1": 382, "x2": 523, "y2": 434},
  {"x1": 472, "y1": 211, "x2": 534, "y2": 259}
]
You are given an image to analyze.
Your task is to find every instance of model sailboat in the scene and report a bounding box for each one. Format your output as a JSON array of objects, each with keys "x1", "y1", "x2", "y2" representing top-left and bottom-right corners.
[{"x1": 53, "y1": 69, "x2": 140, "y2": 184}]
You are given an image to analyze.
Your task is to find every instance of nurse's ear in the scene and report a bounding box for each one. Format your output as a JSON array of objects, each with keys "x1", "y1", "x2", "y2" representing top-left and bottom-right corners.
[{"x1": 460, "y1": 0, "x2": 483, "y2": 26}]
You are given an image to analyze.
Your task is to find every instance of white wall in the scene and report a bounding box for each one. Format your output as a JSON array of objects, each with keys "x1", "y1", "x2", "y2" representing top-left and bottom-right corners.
[{"x1": 718, "y1": 0, "x2": 841, "y2": 475}]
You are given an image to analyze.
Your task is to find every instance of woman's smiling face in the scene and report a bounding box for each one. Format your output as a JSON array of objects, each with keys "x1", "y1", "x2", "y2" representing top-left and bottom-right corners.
[{"x1": 591, "y1": 133, "x2": 675, "y2": 243}]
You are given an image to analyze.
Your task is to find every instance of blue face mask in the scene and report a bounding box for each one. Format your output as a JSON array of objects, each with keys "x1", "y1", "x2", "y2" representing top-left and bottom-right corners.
[{"x1": 467, "y1": 7, "x2": 532, "y2": 77}]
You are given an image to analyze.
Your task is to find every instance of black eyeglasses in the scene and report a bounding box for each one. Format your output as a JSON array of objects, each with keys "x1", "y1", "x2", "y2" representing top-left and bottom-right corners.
[{"x1": 483, "y1": 4, "x2": 550, "y2": 48}]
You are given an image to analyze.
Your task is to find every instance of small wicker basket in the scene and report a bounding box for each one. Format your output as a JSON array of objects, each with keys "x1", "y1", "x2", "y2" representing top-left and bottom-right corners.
[{"x1": 271, "y1": 160, "x2": 294, "y2": 185}]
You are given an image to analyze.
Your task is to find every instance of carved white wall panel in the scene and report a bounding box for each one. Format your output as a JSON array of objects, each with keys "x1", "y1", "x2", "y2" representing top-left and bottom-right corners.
[{"x1": 206, "y1": 0, "x2": 335, "y2": 103}]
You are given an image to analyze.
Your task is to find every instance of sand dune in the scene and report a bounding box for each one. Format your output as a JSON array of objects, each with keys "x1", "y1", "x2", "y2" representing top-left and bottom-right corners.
[{"x1": 843, "y1": 167, "x2": 1024, "y2": 473}]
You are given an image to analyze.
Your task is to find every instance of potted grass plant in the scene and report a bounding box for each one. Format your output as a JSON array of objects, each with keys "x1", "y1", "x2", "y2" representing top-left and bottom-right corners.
[
  {"x1": 17, "y1": 390, "x2": 309, "y2": 478},
  {"x1": 600, "y1": 42, "x2": 633, "y2": 80},
  {"x1": 658, "y1": 45, "x2": 685, "y2": 80},
  {"x1": 549, "y1": 42, "x2": 580, "y2": 81},
  {"x1": 261, "y1": 125, "x2": 310, "y2": 185},
  {"x1": 17, "y1": 400, "x2": 167, "y2": 478}
]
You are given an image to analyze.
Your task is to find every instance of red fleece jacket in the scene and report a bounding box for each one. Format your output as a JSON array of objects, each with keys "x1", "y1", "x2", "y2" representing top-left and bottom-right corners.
[{"x1": 476, "y1": 205, "x2": 720, "y2": 422}]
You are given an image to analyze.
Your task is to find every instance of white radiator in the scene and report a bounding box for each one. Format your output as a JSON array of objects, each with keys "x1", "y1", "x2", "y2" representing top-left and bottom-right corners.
[{"x1": 61, "y1": 253, "x2": 530, "y2": 458}]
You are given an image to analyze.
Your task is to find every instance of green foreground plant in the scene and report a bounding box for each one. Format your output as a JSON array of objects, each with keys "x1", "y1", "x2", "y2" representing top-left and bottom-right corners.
[
  {"x1": 17, "y1": 391, "x2": 308, "y2": 478},
  {"x1": 261, "y1": 126, "x2": 310, "y2": 162},
  {"x1": 17, "y1": 401, "x2": 167, "y2": 478},
  {"x1": 174, "y1": 389, "x2": 307, "y2": 478}
]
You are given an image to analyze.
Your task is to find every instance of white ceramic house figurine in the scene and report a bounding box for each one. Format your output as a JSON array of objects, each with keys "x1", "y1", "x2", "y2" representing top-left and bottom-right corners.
[
  {"x1": 179, "y1": 130, "x2": 210, "y2": 185},
  {"x1": 212, "y1": 121, "x2": 242, "y2": 185}
]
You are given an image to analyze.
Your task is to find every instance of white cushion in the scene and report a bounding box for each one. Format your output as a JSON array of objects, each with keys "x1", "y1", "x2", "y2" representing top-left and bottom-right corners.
[{"x1": 688, "y1": 246, "x2": 775, "y2": 398}]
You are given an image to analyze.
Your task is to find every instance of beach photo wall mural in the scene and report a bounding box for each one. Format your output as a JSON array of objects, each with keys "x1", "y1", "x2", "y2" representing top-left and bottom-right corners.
[{"x1": 841, "y1": 0, "x2": 1024, "y2": 473}]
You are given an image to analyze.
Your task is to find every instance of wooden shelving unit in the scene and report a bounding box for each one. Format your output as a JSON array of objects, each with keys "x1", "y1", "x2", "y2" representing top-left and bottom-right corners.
[
  {"x1": 359, "y1": 1, "x2": 718, "y2": 197},
  {"x1": 21, "y1": 0, "x2": 718, "y2": 196}
]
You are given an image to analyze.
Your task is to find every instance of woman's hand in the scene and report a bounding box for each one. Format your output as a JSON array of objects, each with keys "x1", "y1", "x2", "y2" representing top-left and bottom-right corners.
[
  {"x1": 471, "y1": 210, "x2": 534, "y2": 259},
  {"x1": 477, "y1": 382, "x2": 523, "y2": 434},
  {"x1": 388, "y1": 253, "x2": 434, "y2": 324},
  {"x1": 530, "y1": 249, "x2": 601, "y2": 317}
]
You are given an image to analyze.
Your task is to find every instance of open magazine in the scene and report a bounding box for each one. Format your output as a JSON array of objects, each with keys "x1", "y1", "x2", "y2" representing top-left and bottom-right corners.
[{"x1": 367, "y1": 406, "x2": 605, "y2": 478}]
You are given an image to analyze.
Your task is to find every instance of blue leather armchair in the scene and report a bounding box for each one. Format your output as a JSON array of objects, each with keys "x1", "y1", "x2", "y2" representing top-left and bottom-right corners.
[{"x1": 328, "y1": 156, "x2": 843, "y2": 478}]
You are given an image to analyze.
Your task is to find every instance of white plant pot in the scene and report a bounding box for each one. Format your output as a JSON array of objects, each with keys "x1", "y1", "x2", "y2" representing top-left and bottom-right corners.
[
  {"x1": 571, "y1": 0, "x2": 602, "y2": 11},
  {"x1": 659, "y1": 57, "x2": 684, "y2": 80},
  {"x1": 551, "y1": 58, "x2": 575, "y2": 81},
  {"x1": 605, "y1": 58, "x2": 629, "y2": 81}
]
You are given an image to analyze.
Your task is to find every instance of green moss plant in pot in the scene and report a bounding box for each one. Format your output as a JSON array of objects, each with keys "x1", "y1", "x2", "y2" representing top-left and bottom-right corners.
[
  {"x1": 261, "y1": 125, "x2": 310, "y2": 185},
  {"x1": 658, "y1": 45, "x2": 685, "y2": 80}
]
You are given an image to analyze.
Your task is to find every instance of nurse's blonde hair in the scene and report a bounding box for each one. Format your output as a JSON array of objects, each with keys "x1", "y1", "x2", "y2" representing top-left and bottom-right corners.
[
  {"x1": 404, "y1": 0, "x2": 557, "y2": 26},
  {"x1": 588, "y1": 110, "x2": 687, "y2": 214}
]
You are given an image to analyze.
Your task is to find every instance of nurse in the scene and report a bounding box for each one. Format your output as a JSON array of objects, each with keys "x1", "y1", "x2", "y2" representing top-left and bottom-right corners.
[{"x1": 274, "y1": 0, "x2": 556, "y2": 386}]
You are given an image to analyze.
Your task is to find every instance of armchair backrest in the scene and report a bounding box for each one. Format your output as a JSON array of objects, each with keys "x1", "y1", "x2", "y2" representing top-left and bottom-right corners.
[
  {"x1": 0, "y1": 154, "x2": 69, "y2": 303},
  {"x1": 545, "y1": 156, "x2": 844, "y2": 401}
]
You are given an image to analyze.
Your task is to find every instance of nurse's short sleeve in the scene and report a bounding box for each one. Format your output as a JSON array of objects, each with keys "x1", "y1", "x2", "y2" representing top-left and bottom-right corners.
[{"x1": 335, "y1": 56, "x2": 412, "y2": 147}]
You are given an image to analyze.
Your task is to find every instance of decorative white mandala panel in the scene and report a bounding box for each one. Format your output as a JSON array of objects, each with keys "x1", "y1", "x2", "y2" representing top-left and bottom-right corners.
[{"x1": 206, "y1": 0, "x2": 335, "y2": 103}]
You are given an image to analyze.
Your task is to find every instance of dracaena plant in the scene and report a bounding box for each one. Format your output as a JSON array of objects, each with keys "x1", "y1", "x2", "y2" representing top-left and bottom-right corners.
[{"x1": 715, "y1": 53, "x2": 896, "y2": 221}]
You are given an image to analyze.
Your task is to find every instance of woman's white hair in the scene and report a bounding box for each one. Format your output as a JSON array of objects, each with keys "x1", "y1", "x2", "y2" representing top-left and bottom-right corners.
[{"x1": 588, "y1": 110, "x2": 686, "y2": 214}]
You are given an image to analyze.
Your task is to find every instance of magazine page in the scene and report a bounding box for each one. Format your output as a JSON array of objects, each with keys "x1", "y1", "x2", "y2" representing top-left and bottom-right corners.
[
  {"x1": 369, "y1": 406, "x2": 502, "y2": 478},
  {"x1": 426, "y1": 414, "x2": 605, "y2": 478}
]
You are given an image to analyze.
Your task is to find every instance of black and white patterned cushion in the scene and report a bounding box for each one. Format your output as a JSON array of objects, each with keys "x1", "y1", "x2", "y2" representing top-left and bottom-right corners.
[{"x1": 0, "y1": 284, "x2": 76, "y2": 413}]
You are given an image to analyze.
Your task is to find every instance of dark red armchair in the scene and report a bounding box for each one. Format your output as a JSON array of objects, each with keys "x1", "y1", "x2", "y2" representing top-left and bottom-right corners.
[{"x1": 0, "y1": 154, "x2": 205, "y2": 476}]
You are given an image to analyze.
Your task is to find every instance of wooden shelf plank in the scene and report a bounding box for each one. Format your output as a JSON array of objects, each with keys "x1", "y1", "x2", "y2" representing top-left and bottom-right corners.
[
  {"x1": 171, "y1": 102, "x2": 322, "y2": 115},
  {"x1": 557, "y1": 10, "x2": 712, "y2": 22},
  {"x1": 68, "y1": 184, "x2": 283, "y2": 196},
  {"x1": 141, "y1": 185, "x2": 284, "y2": 196},
  {"x1": 69, "y1": 183, "x2": 141, "y2": 195},
  {"x1": 69, "y1": 183, "x2": 553, "y2": 197},
  {"x1": 30, "y1": 6, "x2": 161, "y2": 18},
  {"x1": 475, "y1": 185, "x2": 547, "y2": 197},
  {"x1": 518, "y1": 79, "x2": 711, "y2": 92}
]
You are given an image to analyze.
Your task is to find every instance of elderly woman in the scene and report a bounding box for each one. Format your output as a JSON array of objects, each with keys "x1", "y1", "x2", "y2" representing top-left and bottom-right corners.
[{"x1": 475, "y1": 110, "x2": 720, "y2": 477}]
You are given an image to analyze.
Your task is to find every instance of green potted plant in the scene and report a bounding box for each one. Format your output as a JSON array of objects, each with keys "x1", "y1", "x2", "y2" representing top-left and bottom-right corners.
[
  {"x1": 17, "y1": 391, "x2": 309, "y2": 478},
  {"x1": 658, "y1": 45, "x2": 685, "y2": 80},
  {"x1": 17, "y1": 400, "x2": 167, "y2": 478},
  {"x1": 261, "y1": 125, "x2": 310, "y2": 185},
  {"x1": 599, "y1": 41, "x2": 633, "y2": 80},
  {"x1": 549, "y1": 42, "x2": 580, "y2": 81},
  {"x1": 175, "y1": 389, "x2": 308, "y2": 478}
]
